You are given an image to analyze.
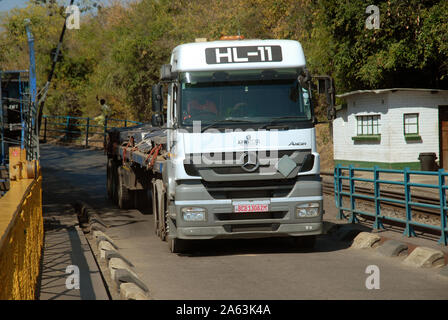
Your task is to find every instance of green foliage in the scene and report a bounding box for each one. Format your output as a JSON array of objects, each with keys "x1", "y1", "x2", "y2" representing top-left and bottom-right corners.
[{"x1": 1, "y1": 0, "x2": 447, "y2": 121}]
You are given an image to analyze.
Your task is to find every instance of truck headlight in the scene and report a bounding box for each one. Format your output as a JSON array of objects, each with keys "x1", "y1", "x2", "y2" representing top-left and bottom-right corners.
[
  {"x1": 181, "y1": 207, "x2": 207, "y2": 222},
  {"x1": 296, "y1": 203, "x2": 319, "y2": 218}
]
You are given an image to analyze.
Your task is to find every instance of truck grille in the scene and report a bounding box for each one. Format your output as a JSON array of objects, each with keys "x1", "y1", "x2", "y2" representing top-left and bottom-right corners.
[
  {"x1": 224, "y1": 224, "x2": 280, "y2": 233},
  {"x1": 203, "y1": 179, "x2": 296, "y2": 199},
  {"x1": 216, "y1": 211, "x2": 287, "y2": 221},
  {"x1": 184, "y1": 149, "x2": 312, "y2": 177}
]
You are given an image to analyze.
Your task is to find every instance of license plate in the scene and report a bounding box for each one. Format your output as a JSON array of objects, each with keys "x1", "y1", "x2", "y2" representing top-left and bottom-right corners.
[{"x1": 233, "y1": 200, "x2": 270, "y2": 213}]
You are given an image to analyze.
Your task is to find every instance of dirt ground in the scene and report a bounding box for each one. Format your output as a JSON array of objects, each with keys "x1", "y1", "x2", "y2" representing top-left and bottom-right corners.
[{"x1": 316, "y1": 123, "x2": 334, "y2": 172}]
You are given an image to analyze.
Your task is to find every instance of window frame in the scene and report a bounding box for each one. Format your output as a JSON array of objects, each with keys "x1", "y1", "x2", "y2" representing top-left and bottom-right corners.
[
  {"x1": 403, "y1": 112, "x2": 422, "y2": 142},
  {"x1": 403, "y1": 113, "x2": 419, "y2": 135},
  {"x1": 352, "y1": 114, "x2": 381, "y2": 141}
]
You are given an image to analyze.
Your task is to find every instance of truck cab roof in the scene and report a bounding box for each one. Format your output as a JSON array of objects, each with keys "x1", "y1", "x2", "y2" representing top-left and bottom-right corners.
[{"x1": 170, "y1": 39, "x2": 306, "y2": 73}]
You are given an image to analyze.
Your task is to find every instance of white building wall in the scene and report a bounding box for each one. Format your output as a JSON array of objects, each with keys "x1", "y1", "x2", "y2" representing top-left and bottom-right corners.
[{"x1": 333, "y1": 90, "x2": 448, "y2": 165}]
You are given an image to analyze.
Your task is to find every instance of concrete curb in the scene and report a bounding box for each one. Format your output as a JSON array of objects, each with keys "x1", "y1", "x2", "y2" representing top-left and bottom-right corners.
[
  {"x1": 103, "y1": 250, "x2": 135, "y2": 267},
  {"x1": 98, "y1": 240, "x2": 117, "y2": 259},
  {"x1": 74, "y1": 202, "x2": 151, "y2": 299},
  {"x1": 74, "y1": 201, "x2": 109, "y2": 234},
  {"x1": 75, "y1": 202, "x2": 151, "y2": 299},
  {"x1": 93, "y1": 230, "x2": 118, "y2": 249},
  {"x1": 402, "y1": 246, "x2": 445, "y2": 268},
  {"x1": 108, "y1": 257, "x2": 137, "y2": 281},
  {"x1": 120, "y1": 283, "x2": 150, "y2": 300},
  {"x1": 376, "y1": 240, "x2": 408, "y2": 257},
  {"x1": 90, "y1": 222, "x2": 107, "y2": 233},
  {"x1": 351, "y1": 232, "x2": 381, "y2": 249},
  {"x1": 113, "y1": 269, "x2": 149, "y2": 294}
]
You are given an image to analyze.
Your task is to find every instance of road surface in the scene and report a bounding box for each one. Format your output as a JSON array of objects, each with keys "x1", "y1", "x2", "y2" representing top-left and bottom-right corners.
[{"x1": 39, "y1": 143, "x2": 448, "y2": 300}]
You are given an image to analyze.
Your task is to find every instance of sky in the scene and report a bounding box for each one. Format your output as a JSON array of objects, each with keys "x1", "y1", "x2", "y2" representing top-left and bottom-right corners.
[
  {"x1": 0, "y1": 0, "x2": 131, "y2": 13},
  {"x1": 0, "y1": 0, "x2": 29, "y2": 12}
]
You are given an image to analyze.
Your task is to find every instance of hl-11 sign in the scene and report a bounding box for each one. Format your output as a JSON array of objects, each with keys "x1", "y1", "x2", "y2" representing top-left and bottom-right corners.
[{"x1": 205, "y1": 46, "x2": 282, "y2": 64}]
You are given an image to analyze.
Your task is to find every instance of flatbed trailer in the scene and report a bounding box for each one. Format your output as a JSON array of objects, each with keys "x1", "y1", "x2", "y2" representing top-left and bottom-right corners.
[
  {"x1": 117, "y1": 140, "x2": 165, "y2": 175},
  {"x1": 106, "y1": 126, "x2": 174, "y2": 242}
]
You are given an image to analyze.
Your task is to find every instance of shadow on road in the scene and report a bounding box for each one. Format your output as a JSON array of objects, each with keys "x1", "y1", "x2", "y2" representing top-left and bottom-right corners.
[{"x1": 173, "y1": 234, "x2": 353, "y2": 258}]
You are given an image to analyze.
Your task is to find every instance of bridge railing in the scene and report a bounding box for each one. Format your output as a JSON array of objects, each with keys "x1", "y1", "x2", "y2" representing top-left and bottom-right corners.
[
  {"x1": 0, "y1": 147, "x2": 42, "y2": 299},
  {"x1": 40, "y1": 115, "x2": 144, "y2": 148},
  {"x1": 334, "y1": 164, "x2": 448, "y2": 245}
]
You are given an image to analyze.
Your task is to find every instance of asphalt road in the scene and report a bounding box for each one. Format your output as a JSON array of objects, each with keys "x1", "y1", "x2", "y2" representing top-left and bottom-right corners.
[{"x1": 40, "y1": 143, "x2": 448, "y2": 300}]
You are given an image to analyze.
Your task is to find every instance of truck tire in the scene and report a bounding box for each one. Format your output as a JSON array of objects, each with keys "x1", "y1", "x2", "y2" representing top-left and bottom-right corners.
[
  {"x1": 169, "y1": 238, "x2": 189, "y2": 254},
  {"x1": 152, "y1": 181, "x2": 159, "y2": 235},
  {"x1": 117, "y1": 166, "x2": 131, "y2": 209},
  {"x1": 293, "y1": 235, "x2": 316, "y2": 250},
  {"x1": 142, "y1": 185, "x2": 153, "y2": 214},
  {"x1": 133, "y1": 189, "x2": 151, "y2": 213},
  {"x1": 153, "y1": 179, "x2": 168, "y2": 240}
]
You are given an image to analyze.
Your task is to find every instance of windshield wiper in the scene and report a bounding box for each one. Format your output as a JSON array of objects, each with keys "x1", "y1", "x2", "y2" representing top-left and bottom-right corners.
[
  {"x1": 259, "y1": 116, "x2": 307, "y2": 129},
  {"x1": 201, "y1": 118, "x2": 257, "y2": 132}
]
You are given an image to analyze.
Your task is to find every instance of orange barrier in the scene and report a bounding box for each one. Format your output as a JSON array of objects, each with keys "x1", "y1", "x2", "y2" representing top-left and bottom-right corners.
[{"x1": 0, "y1": 147, "x2": 43, "y2": 300}]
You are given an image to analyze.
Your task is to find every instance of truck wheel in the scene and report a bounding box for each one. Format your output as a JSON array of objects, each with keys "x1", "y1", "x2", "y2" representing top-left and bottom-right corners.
[
  {"x1": 111, "y1": 162, "x2": 119, "y2": 204},
  {"x1": 142, "y1": 185, "x2": 153, "y2": 214},
  {"x1": 169, "y1": 238, "x2": 189, "y2": 254},
  {"x1": 117, "y1": 167, "x2": 131, "y2": 209},
  {"x1": 152, "y1": 181, "x2": 159, "y2": 235},
  {"x1": 153, "y1": 179, "x2": 167, "y2": 240},
  {"x1": 293, "y1": 235, "x2": 316, "y2": 250},
  {"x1": 132, "y1": 189, "x2": 151, "y2": 213}
]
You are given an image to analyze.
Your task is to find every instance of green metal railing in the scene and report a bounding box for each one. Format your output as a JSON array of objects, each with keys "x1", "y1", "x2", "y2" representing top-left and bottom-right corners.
[
  {"x1": 334, "y1": 165, "x2": 448, "y2": 245},
  {"x1": 40, "y1": 115, "x2": 144, "y2": 148}
]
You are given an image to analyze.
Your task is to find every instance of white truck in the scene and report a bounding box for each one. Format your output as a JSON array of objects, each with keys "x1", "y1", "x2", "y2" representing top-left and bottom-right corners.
[{"x1": 106, "y1": 38, "x2": 335, "y2": 253}]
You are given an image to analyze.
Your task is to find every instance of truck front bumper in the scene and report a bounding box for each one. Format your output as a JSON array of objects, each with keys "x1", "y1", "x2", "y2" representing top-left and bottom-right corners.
[{"x1": 169, "y1": 197, "x2": 324, "y2": 240}]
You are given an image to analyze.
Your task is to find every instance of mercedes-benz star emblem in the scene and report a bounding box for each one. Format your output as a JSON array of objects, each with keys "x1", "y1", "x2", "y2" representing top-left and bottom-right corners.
[{"x1": 240, "y1": 152, "x2": 259, "y2": 173}]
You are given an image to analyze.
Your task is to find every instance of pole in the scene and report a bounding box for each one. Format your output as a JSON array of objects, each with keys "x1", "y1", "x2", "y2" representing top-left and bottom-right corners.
[
  {"x1": 36, "y1": 0, "x2": 75, "y2": 133},
  {"x1": 25, "y1": 19, "x2": 39, "y2": 160}
]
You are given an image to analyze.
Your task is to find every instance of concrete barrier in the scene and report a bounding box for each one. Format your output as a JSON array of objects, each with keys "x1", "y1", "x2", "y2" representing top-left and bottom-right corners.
[
  {"x1": 351, "y1": 232, "x2": 381, "y2": 249},
  {"x1": 120, "y1": 283, "x2": 149, "y2": 300},
  {"x1": 376, "y1": 240, "x2": 408, "y2": 257},
  {"x1": 0, "y1": 147, "x2": 43, "y2": 300},
  {"x1": 402, "y1": 246, "x2": 445, "y2": 268},
  {"x1": 98, "y1": 240, "x2": 117, "y2": 260}
]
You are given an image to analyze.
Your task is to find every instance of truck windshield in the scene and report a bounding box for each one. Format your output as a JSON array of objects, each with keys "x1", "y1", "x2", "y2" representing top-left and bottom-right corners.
[{"x1": 179, "y1": 69, "x2": 311, "y2": 128}]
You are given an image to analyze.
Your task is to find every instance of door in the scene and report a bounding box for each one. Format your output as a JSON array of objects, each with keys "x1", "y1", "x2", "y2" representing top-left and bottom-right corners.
[{"x1": 439, "y1": 106, "x2": 448, "y2": 169}]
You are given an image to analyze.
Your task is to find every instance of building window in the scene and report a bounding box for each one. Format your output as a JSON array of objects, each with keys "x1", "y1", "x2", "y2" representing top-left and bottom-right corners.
[
  {"x1": 403, "y1": 113, "x2": 418, "y2": 134},
  {"x1": 403, "y1": 113, "x2": 421, "y2": 141},
  {"x1": 352, "y1": 115, "x2": 381, "y2": 142}
]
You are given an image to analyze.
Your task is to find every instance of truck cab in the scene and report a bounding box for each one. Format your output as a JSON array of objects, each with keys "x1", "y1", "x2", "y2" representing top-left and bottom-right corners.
[{"x1": 151, "y1": 39, "x2": 332, "y2": 252}]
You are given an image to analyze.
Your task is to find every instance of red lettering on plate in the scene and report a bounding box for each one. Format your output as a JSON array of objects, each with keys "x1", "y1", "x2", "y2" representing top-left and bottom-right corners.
[{"x1": 235, "y1": 204, "x2": 269, "y2": 213}]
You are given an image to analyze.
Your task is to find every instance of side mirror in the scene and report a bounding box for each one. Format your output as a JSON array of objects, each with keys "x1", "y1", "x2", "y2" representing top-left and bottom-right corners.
[
  {"x1": 151, "y1": 113, "x2": 163, "y2": 127},
  {"x1": 298, "y1": 69, "x2": 311, "y2": 87},
  {"x1": 160, "y1": 64, "x2": 174, "y2": 81},
  {"x1": 152, "y1": 84, "x2": 163, "y2": 112},
  {"x1": 314, "y1": 75, "x2": 336, "y2": 120}
]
